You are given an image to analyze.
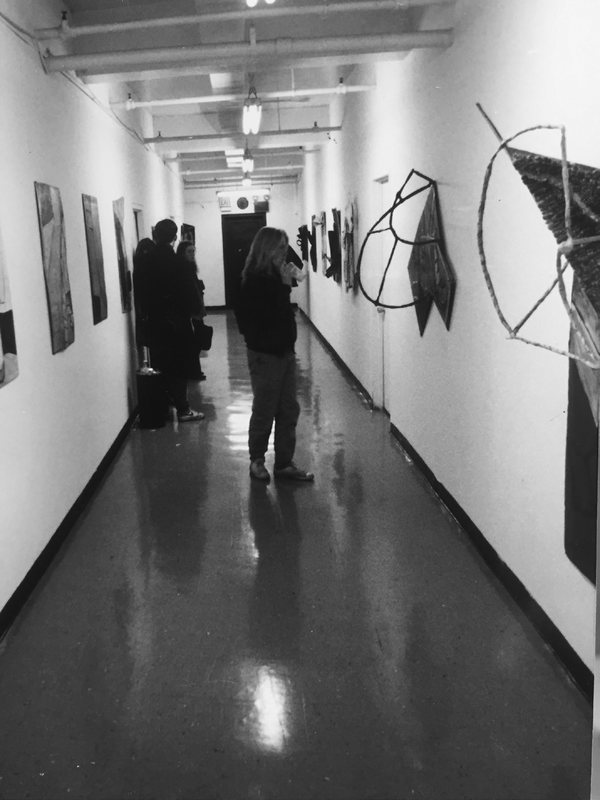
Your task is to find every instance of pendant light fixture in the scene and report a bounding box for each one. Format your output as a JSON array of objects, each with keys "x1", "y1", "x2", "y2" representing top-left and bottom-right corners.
[
  {"x1": 246, "y1": 0, "x2": 276, "y2": 6},
  {"x1": 242, "y1": 172, "x2": 252, "y2": 188},
  {"x1": 242, "y1": 142, "x2": 254, "y2": 173},
  {"x1": 242, "y1": 86, "x2": 262, "y2": 135}
]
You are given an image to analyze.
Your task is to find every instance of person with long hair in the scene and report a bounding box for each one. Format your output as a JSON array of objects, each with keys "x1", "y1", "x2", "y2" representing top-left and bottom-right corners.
[
  {"x1": 176, "y1": 239, "x2": 207, "y2": 380},
  {"x1": 235, "y1": 226, "x2": 313, "y2": 482}
]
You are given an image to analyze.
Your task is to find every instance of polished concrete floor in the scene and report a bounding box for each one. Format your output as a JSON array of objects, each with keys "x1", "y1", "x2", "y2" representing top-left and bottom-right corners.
[{"x1": 0, "y1": 311, "x2": 592, "y2": 800}]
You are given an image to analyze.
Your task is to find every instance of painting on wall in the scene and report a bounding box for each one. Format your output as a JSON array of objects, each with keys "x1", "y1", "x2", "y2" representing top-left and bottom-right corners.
[
  {"x1": 477, "y1": 108, "x2": 600, "y2": 582},
  {"x1": 34, "y1": 182, "x2": 74, "y2": 354},
  {"x1": 356, "y1": 170, "x2": 455, "y2": 326},
  {"x1": 113, "y1": 197, "x2": 132, "y2": 312},
  {"x1": 326, "y1": 208, "x2": 342, "y2": 283},
  {"x1": 405, "y1": 184, "x2": 456, "y2": 336},
  {"x1": 0, "y1": 249, "x2": 18, "y2": 388},
  {"x1": 319, "y1": 211, "x2": 328, "y2": 275},
  {"x1": 343, "y1": 199, "x2": 357, "y2": 292},
  {"x1": 181, "y1": 223, "x2": 195, "y2": 244},
  {"x1": 82, "y1": 194, "x2": 108, "y2": 324}
]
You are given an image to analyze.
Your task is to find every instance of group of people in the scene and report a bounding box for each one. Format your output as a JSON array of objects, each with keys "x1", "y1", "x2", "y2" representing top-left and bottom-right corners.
[
  {"x1": 133, "y1": 219, "x2": 206, "y2": 422},
  {"x1": 134, "y1": 219, "x2": 314, "y2": 483}
]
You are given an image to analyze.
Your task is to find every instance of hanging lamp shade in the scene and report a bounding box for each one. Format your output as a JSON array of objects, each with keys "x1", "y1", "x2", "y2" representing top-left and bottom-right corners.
[
  {"x1": 242, "y1": 87, "x2": 262, "y2": 135},
  {"x1": 242, "y1": 171, "x2": 252, "y2": 188},
  {"x1": 242, "y1": 144, "x2": 254, "y2": 173}
]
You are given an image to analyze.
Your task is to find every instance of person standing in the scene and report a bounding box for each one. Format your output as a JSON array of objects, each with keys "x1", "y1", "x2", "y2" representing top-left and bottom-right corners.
[
  {"x1": 142, "y1": 219, "x2": 204, "y2": 421},
  {"x1": 176, "y1": 239, "x2": 207, "y2": 380},
  {"x1": 235, "y1": 226, "x2": 314, "y2": 482}
]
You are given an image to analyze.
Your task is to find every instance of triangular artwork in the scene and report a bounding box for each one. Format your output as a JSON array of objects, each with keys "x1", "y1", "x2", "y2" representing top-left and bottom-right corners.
[
  {"x1": 356, "y1": 169, "x2": 456, "y2": 335},
  {"x1": 406, "y1": 186, "x2": 455, "y2": 335},
  {"x1": 508, "y1": 147, "x2": 600, "y2": 314}
]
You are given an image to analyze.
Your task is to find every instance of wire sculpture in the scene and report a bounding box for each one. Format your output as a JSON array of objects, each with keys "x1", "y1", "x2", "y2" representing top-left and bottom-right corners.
[
  {"x1": 477, "y1": 103, "x2": 600, "y2": 368},
  {"x1": 356, "y1": 169, "x2": 456, "y2": 335}
]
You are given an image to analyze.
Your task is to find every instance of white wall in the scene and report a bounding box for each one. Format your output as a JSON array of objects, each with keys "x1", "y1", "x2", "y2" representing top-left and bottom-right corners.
[
  {"x1": 0, "y1": 6, "x2": 183, "y2": 611},
  {"x1": 297, "y1": 0, "x2": 597, "y2": 670},
  {"x1": 184, "y1": 183, "x2": 305, "y2": 307}
]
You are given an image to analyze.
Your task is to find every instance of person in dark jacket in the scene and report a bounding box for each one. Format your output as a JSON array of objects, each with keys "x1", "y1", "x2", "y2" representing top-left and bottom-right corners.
[
  {"x1": 141, "y1": 219, "x2": 204, "y2": 422},
  {"x1": 236, "y1": 226, "x2": 314, "y2": 482},
  {"x1": 176, "y1": 240, "x2": 207, "y2": 380}
]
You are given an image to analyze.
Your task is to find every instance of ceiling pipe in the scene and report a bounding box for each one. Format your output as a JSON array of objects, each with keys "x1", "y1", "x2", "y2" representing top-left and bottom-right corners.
[
  {"x1": 184, "y1": 165, "x2": 302, "y2": 176},
  {"x1": 35, "y1": 0, "x2": 454, "y2": 39},
  {"x1": 144, "y1": 125, "x2": 342, "y2": 145},
  {"x1": 165, "y1": 147, "x2": 307, "y2": 162},
  {"x1": 42, "y1": 31, "x2": 453, "y2": 74},
  {"x1": 184, "y1": 177, "x2": 299, "y2": 189},
  {"x1": 113, "y1": 84, "x2": 373, "y2": 110}
]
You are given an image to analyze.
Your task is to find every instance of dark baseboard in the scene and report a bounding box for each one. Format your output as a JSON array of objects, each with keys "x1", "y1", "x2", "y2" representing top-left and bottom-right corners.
[
  {"x1": 0, "y1": 413, "x2": 136, "y2": 643},
  {"x1": 300, "y1": 306, "x2": 592, "y2": 703},
  {"x1": 298, "y1": 309, "x2": 374, "y2": 407},
  {"x1": 392, "y1": 424, "x2": 593, "y2": 703}
]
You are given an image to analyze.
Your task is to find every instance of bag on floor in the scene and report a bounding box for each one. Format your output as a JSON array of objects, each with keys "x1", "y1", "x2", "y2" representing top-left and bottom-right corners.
[{"x1": 193, "y1": 320, "x2": 213, "y2": 351}]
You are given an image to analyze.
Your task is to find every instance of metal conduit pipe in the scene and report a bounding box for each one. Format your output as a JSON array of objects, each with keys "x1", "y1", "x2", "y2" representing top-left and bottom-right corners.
[
  {"x1": 183, "y1": 165, "x2": 302, "y2": 176},
  {"x1": 165, "y1": 147, "x2": 307, "y2": 162},
  {"x1": 184, "y1": 179, "x2": 298, "y2": 189},
  {"x1": 113, "y1": 84, "x2": 373, "y2": 109},
  {"x1": 35, "y1": 0, "x2": 454, "y2": 39},
  {"x1": 144, "y1": 126, "x2": 342, "y2": 145},
  {"x1": 42, "y1": 31, "x2": 453, "y2": 73}
]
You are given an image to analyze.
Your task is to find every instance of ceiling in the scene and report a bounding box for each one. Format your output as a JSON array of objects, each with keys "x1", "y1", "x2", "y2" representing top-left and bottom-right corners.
[{"x1": 35, "y1": 0, "x2": 454, "y2": 192}]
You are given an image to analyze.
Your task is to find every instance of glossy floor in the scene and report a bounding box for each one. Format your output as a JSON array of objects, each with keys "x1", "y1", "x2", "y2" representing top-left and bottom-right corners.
[{"x1": 0, "y1": 312, "x2": 591, "y2": 800}]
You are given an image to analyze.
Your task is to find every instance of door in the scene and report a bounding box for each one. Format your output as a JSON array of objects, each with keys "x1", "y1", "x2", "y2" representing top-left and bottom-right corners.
[{"x1": 222, "y1": 213, "x2": 267, "y2": 309}]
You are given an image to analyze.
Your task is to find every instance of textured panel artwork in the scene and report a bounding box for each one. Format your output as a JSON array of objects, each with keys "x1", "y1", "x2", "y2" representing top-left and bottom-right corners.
[
  {"x1": 356, "y1": 170, "x2": 455, "y2": 326},
  {"x1": 0, "y1": 246, "x2": 18, "y2": 388},
  {"x1": 405, "y1": 187, "x2": 456, "y2": 336},
  {"x1": 343, "y1": 199, "x2": 357, "y2": 292},
  {"x1": 82, "y1": 195, "x2": 108, "y2": 324},
  {"x1": 477, "y1": 109, "x2": 600, "y2": 583},
  {"x1": 113, "y1": 197, "x2": 132, "y2": 312},
  {"x1": 509, "y1": 147, "x2": 600, "y2": 584},
  {"x1": 34, "y1": 182, "x2": 74, "y2": 353},
  {"x1": 326, "y1": 208, "x2": 342, "y2": 283}
]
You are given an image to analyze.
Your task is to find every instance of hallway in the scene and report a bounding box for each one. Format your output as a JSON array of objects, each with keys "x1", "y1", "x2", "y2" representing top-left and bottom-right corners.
[{"x1": 0, "y1": 311, "x2": 591, "y2": 800}]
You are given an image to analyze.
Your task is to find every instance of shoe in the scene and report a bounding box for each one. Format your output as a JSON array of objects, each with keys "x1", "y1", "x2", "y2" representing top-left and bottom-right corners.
[
  {"x1": 178, "y1": 409, "x2": 205, "y2": 422},
  {"x1": 199, "y1": 372, "x2": 207, "y2": 381},
  {"x1": 274, "y1": 463, "x2": 314, "y2": 482},
  {"x1": 250, "y1": 459, "x2": 270, "y2": 482}
]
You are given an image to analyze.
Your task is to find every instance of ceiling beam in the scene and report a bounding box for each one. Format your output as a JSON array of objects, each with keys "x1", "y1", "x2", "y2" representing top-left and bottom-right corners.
[
  {"x1": 35, "y1": 1, "x2": 454, "y2": 39},
  {"x1": 42, "y1": 31, "x2": 453, "y2": 76}
]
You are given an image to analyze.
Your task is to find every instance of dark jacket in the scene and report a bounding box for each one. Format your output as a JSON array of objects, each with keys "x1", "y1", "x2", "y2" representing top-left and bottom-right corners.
[
  {"x1": 236, "y1": 273, "x2": 296, "y2": 356},
  {"x1": 138, "y1": 243, "x2": 203, "y2": 378}
]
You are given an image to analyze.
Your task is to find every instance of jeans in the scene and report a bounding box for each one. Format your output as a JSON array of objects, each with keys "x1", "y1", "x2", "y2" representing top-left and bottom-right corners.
[{"x1": 247, "y1": 349, "x2": 300, "y2": 468}]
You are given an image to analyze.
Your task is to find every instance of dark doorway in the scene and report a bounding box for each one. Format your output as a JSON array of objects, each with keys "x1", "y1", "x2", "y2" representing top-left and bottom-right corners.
[{"x1": 222, "y1": 213, "x2": 266, "y2": 309}]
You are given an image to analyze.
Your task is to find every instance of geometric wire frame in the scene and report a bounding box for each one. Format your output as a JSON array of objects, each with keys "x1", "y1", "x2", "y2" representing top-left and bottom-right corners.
[
  {"x1": 477, "y1": 121, "x2": 600, "y2": 369},
  {"x1": 357, "y1": 169, "x2": 455, "y2": 335}
]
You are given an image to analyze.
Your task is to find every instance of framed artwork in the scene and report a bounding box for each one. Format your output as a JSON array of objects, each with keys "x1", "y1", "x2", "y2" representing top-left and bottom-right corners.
[
  {"x1": 34, "y1": 182, "x2": 74, "y2": 353},
  {"x1": 0, "y1": 249, "x2": 18, "y2": 388},
  {"x1": 113, "y1": 197, "x2": 131, "y2": 312},
  {"x1": 180, "y1": 223, "x2": 195, "y2": 244},
  {"x1": 82, "y1": 194, "x2": 108, "y2": 324},
  {"x1": 343, "y1": 199, "x2": 357, "y2": 292}
]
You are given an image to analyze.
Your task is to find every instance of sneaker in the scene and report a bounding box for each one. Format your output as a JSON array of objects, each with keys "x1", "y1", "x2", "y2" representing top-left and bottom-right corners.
[
  {"x1": 250, "y1": 458, "x2": 270, "y2": 482},
  {"x1": 274, "y1": 463, "x2": 315, "y2": 482},
  {"x1": 178, "y1": 409, "x2": 205, "y2": 422}
]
